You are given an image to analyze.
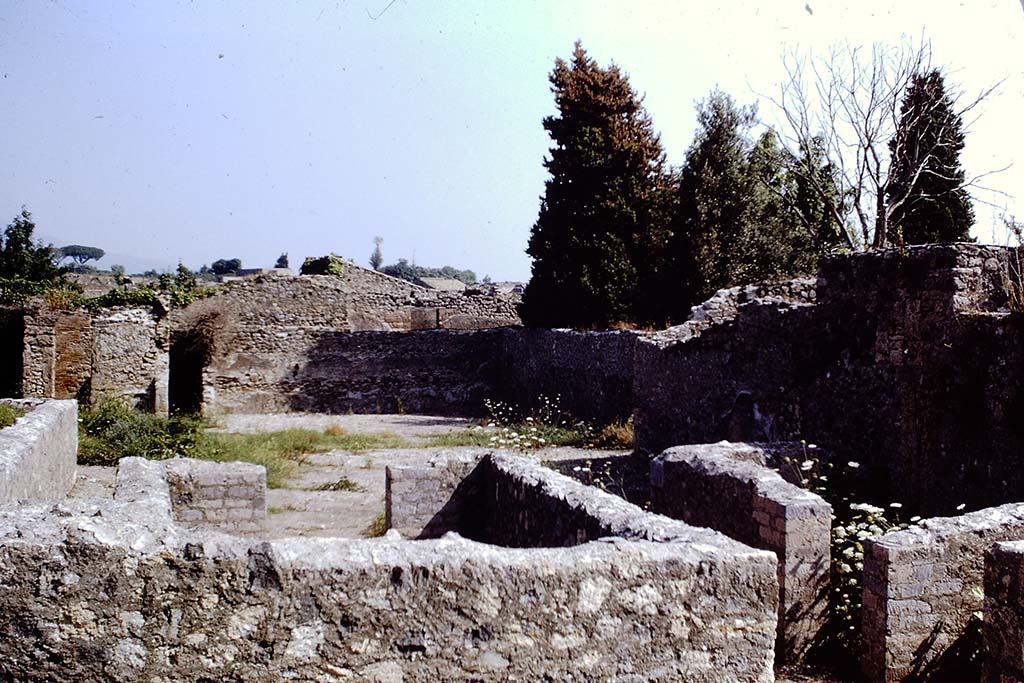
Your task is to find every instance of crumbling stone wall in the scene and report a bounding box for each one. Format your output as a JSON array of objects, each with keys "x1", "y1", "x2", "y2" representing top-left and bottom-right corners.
[
  {"x1": 634, "y1": 245, "x2": 1024, "y2": 517},
  {"x1": 21, "y1": 304, "x2": 166, "y2": 410},
  {"x1": 0, "y1": 453, "x2": 779, "y2": 682},
  {"x1": 164, "y1": 458, "x2": 266, "y2": 535},
  {"x1": 0, "y1": 399, "x2": 77, "y2": 504},
  {"x1": 861, "y1": 503, "x2": 1024, "y2": 683},
  {"x1": 91, "y1": 307, "x2": 165, "y2": 409},
  {"x1": 983, "y1": 541, "x2": 1024, "y2": 683},
  {"x1": 651, "y1": 442, "x2": 831, "y2": 664}
]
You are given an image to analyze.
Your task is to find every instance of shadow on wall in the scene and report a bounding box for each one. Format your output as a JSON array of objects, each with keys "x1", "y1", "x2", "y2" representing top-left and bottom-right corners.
[{"x1": 284, "y1": 330, "x2": 503, "y2": 416}]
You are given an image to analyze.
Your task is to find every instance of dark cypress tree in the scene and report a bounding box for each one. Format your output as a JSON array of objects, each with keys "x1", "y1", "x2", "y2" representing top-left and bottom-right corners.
[
  {"x1": 887, "y1": 70, "x2": 974, "y2": 244},
  {"x1": 668, "y1": 90, "x2": 757, "y2": 309},
  {"x1": 519, "y1": 42, "x2": 673, "y2": 328}
]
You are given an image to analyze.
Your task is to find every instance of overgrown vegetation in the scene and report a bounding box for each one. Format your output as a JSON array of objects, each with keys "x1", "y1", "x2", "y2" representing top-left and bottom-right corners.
[
  {"x1": 781, "y1": 444, "x2": 915, "y2": 665},
  {"x1": 300, "y1": 254, "x2": 345, "y2": 276},
  {"x1": 365, "y1": 512, "x2": 388, "y2": 538},
  {"x1": 0, "y1": 209, "x2": 75, "y2": 305},
  {"x1": 465, "y1": 394, "x2": 635, "y2": 452},
  {"x1": 77, "y1": 399, "x2": 405, "y2": 487},
  {"x1": 0, "y1": 403, "x2": 25, "y2": 429}
]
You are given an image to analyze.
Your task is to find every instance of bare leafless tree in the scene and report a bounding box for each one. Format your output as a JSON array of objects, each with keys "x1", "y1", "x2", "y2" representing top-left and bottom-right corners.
[{"x1": 771, "y1": 39, "x2": 999, "y2": 249}]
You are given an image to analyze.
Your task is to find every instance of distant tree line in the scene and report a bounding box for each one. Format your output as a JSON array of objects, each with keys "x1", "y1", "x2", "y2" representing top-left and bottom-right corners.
[
  {"x1": 380, "y1": 259, "x2": 476, "y2": 285},
  {"x1": 520, "y1": 42, "x2": 981, "y2": 328}
]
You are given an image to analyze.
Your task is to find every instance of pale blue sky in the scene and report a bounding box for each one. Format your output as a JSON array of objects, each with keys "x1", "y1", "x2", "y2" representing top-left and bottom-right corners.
[{"x1": 2, "y1": 1, "x2": 1021, "y2": 280}]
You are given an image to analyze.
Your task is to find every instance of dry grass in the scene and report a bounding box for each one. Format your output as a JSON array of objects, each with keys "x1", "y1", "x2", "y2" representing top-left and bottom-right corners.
[
  {"x1": 364, "y1": 512, "x2": 388, "y2": 538},
  {"x1": 324, "y1": 424, "x2": 347, "y2": 436},
  {"x1": 590, "y1": 417, "x2": 635, "y2": 450}
]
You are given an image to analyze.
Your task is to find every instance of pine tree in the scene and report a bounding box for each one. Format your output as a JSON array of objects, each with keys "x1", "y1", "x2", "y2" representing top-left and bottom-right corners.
[
  {"x1": 519, "y1": 42, "x2": 673, "y2": 327},
  {"x1": 887, "y1": 70, "x2": 974, "y2": 244}
]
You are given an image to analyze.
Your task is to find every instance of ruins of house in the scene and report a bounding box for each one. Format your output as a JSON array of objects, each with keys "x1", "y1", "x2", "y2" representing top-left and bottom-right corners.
[{"x1": 2, "y1": 244, "x2": 1024, "y2": 681}]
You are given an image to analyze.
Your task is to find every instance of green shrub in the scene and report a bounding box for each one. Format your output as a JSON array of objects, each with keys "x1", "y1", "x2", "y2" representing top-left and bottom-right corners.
[
  {"x1": 78, "y1": 397, "x2": 204, "y2": 466},
  {"x1": 0, "y1": 403, "x2": 25, "y2": 429},
  {"x1": 78, "y1": 400, "x2": 406, "y2": 487}
]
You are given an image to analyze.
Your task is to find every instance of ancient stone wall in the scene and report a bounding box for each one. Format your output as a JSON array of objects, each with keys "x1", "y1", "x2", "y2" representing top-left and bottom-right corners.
[
  {"x1": 983, "y1": 541, "x2": 1024, "y2": 683},
  {"x1": 91, "y1": 308, "x2": 164, "y2": 408},
  {"x1": 861, "y1": 503, "x2": 1024, "y2": 683},
  {"x1": 0, "y1": 453, "x2": 779, "y2": 682},
  {"x1": 164, "y1": 458, "x2": 266, "y2": 535},
  {"x1": 0, "y1": 399, "x2": 77, "y2": 504},
  {"x1": 21, "y1": 305, "x2": 165, "y2": 410},
  {"x1": 634, "y1": 245, "x2": 1024, "y2": 516},
  {"x1": 499, "y1": 329, "x2": 640, "y2": 425},
  {"x1": 651, "y1": 442, "x2": 831, "y2": 663},
  {"x1": 52, "y1": 309, "x2": 93, "y2": 400},
  {"x1": 203, "y1": 328, "x2": 504, "y2": 416},
  {"x1": 385, "y1": 452, "x2": 482, "y2": 538}
]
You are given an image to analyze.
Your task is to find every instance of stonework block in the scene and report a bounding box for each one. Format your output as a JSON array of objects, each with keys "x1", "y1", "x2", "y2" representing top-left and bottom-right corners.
[
  {"x1": 651, "y1": 442, "x2": 831, "y2": 664},
  {"x1": 862, "y1": 503, "x2": 1024, "y2": 683}
]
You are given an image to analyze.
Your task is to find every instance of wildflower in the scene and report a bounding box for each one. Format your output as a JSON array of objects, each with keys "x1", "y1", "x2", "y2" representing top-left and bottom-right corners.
[
  {"x1": 956, "y1": 503, "x2": 966, "y2": 511},
  {"x1": 889, "y1": 502, "x2": 902, "y2": 509},
  {"x1": 800, "y1": 460, "x2": 814, "y2": 471},
  {"x1": 847, "y1": 461, "x2": 860, "y2": 468}
]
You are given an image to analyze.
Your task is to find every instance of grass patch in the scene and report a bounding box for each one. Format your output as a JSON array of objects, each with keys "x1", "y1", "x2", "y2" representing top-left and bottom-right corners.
[
  {"x1": 306, "y1": 476, "x2": 363, "y2": 492},
  {"x1": 422, "y1": 428, "x2": 496, "y2": 448},
  {"x1": 324, "y1": 424, "x2": 346, "y2": 436},
  {"x1": 0, "y1": 403, "x2": 26, "y2": 430},
  {"x1": 365, "y1": 512, "x2": 387, "y2": 538},
  {"x1": 78, "y1": 398, "x2": 408, "y2": 488},
  {"x1": 590, "y1": 417, "x2": 634, "y2": 450}
]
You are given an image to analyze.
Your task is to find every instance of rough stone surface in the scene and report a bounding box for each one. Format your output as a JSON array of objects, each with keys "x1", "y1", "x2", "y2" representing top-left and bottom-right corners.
[
  {"x1": 0, "y1": 454, "x2": 779, "y2": 682},
  {"x1": 164, "y1": 458, "x2": 267, "y2": 535},
  {"x1": 499, "y1": 328, "x2": 640, "y2": 425},
  {"x1": 984, "y1": 541, "x2": 1024, "y2": 683},
  {"x1": 0, "y1": 398, "x2": 77, "y2": 504},
  {"x1": 634, "y1": 245, "x2": 1024, "y2": 518},
  {"x1": 651, "y1": 442, "x2": 831, "y2": 664},
  {"x1": 385, "y1": 452, "x2": 482, "y2": 538},
  {"x1": 862, "y1": 503, "x2": 1024, "y2": 683}
]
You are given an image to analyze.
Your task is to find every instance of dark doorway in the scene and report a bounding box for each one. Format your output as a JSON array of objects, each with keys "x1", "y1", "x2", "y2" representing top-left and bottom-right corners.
[
  {"x1": 168, "y1": 326, "x2": 208, "y2": 415},
  {"x1": 0, "y1": 308, "x2": 24, "y2": 397}
]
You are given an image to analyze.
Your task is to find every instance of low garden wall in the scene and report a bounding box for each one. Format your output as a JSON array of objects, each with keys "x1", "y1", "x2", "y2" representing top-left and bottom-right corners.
[
  {"x1": 0, "y1": 398, "x2": 77, "y2": 504},
  {"x1": 0, "y1": 453, "x2": 779, "y2": 682},
  {"x1": 650, "y1": 442, "x2": 831, "y2": 663},
  {"x1": 862, "y1": 503, "x2": 1024, "y2": 683}
]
